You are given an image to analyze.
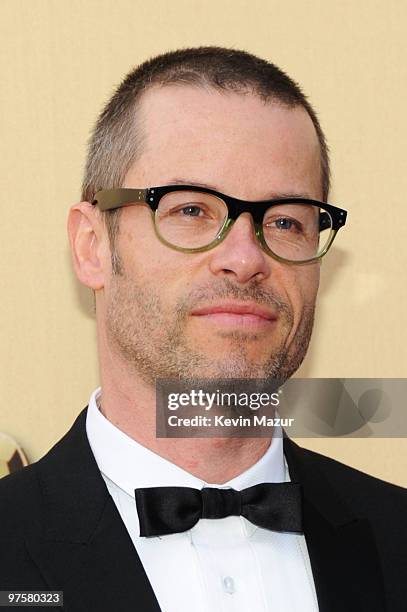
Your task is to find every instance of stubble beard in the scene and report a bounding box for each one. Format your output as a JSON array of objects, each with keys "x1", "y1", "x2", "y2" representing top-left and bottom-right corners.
[{"x1": 106, "y1": 269, "x2": 316, "y2": 387}]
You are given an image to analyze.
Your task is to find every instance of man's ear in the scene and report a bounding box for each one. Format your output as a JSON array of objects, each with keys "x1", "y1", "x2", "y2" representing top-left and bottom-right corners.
[{"x1": 67, "y1": 202, "x2": 109, "y2": 290}]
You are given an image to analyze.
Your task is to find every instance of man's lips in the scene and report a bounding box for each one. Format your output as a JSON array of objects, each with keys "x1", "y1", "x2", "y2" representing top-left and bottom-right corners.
[{"x1": 190, "y1": 302, "x2": 278, "y2": 329}]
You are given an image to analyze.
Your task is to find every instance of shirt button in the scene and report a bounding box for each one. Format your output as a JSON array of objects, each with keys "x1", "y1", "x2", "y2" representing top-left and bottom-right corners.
[{"x1": 223, "y1": 576, "x2": 235, "y2": 594}]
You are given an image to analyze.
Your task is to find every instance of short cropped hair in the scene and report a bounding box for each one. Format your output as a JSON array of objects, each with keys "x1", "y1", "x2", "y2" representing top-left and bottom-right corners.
[{"x1": 82, "y1": 46, "x2": 330, "y2": 255}]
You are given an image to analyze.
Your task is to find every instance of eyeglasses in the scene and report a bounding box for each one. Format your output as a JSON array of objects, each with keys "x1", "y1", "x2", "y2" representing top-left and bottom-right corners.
[{"x1": 93, "y1": 185, "x2": 348, "y2": 264}]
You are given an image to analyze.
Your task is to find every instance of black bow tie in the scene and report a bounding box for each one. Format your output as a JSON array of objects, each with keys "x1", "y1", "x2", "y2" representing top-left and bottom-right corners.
[{"x1": 134, "y1": 482, "x2": 303, "y2": 537}]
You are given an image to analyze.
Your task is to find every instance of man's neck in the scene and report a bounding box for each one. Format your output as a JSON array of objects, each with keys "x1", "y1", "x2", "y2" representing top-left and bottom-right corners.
[{"x1": 97, "y1": 376, "x2": 272, "y2": 484}]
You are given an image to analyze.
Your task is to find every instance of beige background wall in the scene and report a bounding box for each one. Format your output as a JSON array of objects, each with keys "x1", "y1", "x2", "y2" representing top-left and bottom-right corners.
[{"x1": 1, "y1": 0, "x2": 406, "y2": 485}]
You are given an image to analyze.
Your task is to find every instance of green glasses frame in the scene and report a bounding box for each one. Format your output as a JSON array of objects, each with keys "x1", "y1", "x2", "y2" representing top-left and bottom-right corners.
[{"x1": 93, "y1": 185, "x2": 348, "y2": 265}]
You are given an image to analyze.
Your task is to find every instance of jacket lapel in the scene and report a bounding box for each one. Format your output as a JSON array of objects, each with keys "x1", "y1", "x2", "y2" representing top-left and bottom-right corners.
[
  {"x1": 25, "y1": 408, "x2": 161, "y2": 612},
  {"x1": 283, "y1": 437, "x2": 387, "y2": 612}
]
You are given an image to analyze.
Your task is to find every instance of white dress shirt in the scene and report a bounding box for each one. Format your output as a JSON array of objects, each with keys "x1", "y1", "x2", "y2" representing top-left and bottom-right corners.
[{"x1": 86, "y1": 388, "x2": 319, "y2": 612}]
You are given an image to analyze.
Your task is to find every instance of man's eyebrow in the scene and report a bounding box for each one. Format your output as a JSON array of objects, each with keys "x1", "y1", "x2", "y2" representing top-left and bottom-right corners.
[
  {"x1": 270, "y1": 191, "x2": 315, "y2": 200},
  {"x1": 166, "y1": 179, "x2": 314, "y2": 201},
  {"x1": 168, "y1": 178, "x2": 218, "y2": 190}
]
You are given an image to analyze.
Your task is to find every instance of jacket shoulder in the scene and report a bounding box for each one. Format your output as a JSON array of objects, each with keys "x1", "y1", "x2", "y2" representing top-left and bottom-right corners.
[
  {"x1": 0, "y1": 408, "x2": 89, "y2": 538},
  {"x1": 288, "y1": 440, "x2": 407, "y2": 519},
  {"x1": 0, "y1": 463, "x2": 43, "y2": 538}
]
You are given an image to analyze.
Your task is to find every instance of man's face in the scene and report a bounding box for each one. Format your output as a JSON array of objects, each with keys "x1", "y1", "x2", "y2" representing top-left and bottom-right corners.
[{"x1": 103, "y1": 86, "x2": 322, "y2": 383}]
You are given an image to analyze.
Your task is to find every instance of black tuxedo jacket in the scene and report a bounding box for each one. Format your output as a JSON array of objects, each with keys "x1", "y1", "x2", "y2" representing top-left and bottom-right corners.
[{"x1": 0, "y1": 407, "x2": 406, "y2": 612}]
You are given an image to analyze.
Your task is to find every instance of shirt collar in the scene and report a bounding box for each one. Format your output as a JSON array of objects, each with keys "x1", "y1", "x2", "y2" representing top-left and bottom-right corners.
[{"x1": 86, "y1": 387, "x2": 286, "y2": 498}]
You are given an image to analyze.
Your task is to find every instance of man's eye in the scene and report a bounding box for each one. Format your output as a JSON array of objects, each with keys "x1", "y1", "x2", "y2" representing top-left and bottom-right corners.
[
  {"x1": 267, "y1": 217, "x2": 302, "y2": 232},
  {"x1": 276, "y1": 218, "x2": 293, "y2": 230},
  {"x1": 179, "y1": 205, "x2": 203, "y2": 217}
]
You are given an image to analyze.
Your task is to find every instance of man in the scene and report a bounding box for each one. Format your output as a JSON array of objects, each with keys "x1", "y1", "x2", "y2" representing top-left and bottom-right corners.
[{"x1": 0, "y1": 47, "x2": 406, "y2": 611}]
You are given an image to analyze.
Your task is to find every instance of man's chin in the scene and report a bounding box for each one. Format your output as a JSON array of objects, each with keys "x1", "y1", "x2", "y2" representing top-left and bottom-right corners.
[
  {"x1": 186, "y1": 336, "x2": 286, "y2": 367},
  {"x1": 173, "y1": 349, "x2": 287, "y2": 381}
]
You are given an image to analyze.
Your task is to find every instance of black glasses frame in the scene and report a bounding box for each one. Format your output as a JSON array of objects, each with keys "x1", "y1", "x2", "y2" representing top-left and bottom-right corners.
[{"x1": 93, "y1": 185, "x2": 348, "y2": 264}]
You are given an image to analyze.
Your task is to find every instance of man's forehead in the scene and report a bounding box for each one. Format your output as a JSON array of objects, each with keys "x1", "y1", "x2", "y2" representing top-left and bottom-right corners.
[
  {"x1": 138, "y1": 84, "x2": 317, "y2": 138},
  {"x1": 126, "y1": 84, "x2": 322, "y2": 199}
]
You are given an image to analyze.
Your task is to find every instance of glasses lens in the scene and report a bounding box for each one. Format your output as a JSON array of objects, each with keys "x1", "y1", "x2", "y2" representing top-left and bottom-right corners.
[
  {"x1": 155, "y1": 191, "x2": 228, "y2": 249},
  {"x1": 262, "y1": 203, "x2": 333, "y2": 261}
]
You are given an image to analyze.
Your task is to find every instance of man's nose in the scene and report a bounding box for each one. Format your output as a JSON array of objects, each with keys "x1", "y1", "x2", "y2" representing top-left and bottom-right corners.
[{"x1": 208, "y1": 213, "x2": 272, "y2": 283}]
